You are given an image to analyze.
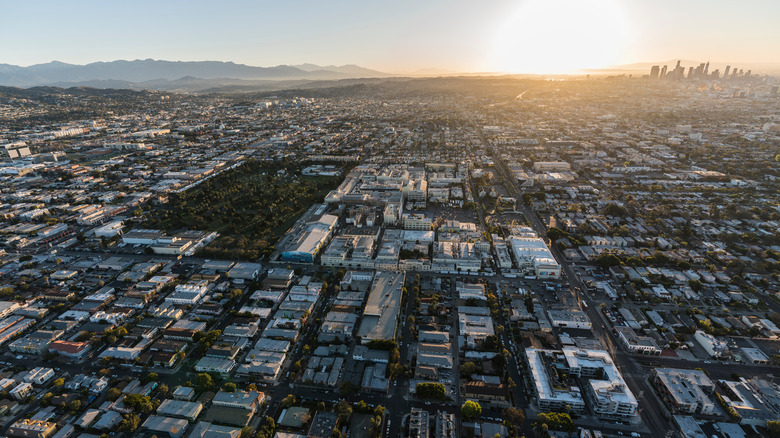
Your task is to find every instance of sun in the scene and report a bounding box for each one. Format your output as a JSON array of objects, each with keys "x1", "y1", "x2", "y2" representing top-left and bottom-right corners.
[{"x1": 487, "y1": 0, "x2": 631, "y2": 74}]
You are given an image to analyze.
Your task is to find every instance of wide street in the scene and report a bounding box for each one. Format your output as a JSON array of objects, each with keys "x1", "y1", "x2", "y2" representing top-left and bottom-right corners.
[{"x1": 475, "y1": 124, "x2": 675, "y2": 437}]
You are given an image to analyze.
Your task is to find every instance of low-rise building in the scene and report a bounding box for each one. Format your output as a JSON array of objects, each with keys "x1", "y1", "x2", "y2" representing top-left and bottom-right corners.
[
  {"x1": 694, "y1": 330, "x2": 728, "y2": 358},
  {"x1": 142, "y1": 415, "x2": 189, "y2": 438},
  {"x1": 721, "y1": 378, "x2": 780, "y2": 427},
  {"x1": 157, "y1": 399, "x2": 204, "y2": 422},
  {"x1": 7, "y1": 419, "x2": 57, "y2": 438},
  {"x1": 526, "y1": 348, "x2": 586, "y2": 413},
  {"x1": 9, "y1": 382, "x2": 33, "y2": 400},
  {"x1": 357, "y1": 271, "x2": 405, "y2": 344},
  {"x1": 615, "y1": 326, "x2": 661, "y2": 355},
  {"x1": 508, "y1": 227, "x2": 561, "y2": 278},
  {"x1": 547, "y1": 310, "x2": 592, "y2": 330},
  {"x1": 165, "y1": 283, "x2": 208, "y2": 306},
  {"x1": 653, "y1": 368, "x2": 715, "y2": 415},
  {"x1": 212, "y1": 390, "x2": 265, "y2": 412},
  {"x1": 562, "y1": 348, "x2": 638, "y2": 420},
  {"x1": 409, "y1": 407, "x2": 430, "y2": 438},
  {"x1": 194, "y1": 357, "x2": 235, "y2": 375},
  {"x1": 402, "y1": 213, "x2": 433, "y2": 231},
  {"x1": 24, "y1": 367, "x2": 54, "y2": 385}
]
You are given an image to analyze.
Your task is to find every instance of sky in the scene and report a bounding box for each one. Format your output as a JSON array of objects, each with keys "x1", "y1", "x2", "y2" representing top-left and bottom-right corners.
[{"x1": 2, "y1": 0, "x2": 779, "y2": 74}]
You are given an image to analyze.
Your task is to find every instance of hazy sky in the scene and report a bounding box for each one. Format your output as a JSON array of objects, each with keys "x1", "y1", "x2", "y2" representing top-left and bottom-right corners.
[{"x1": 2, "y1": 0, "x2": 779, "y2": 73}]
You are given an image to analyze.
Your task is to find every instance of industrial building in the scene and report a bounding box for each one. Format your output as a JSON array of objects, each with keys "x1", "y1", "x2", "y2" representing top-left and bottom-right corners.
[
  {"x1": 281, "y1": 214, "x2": 338, "y2": 263},
  {"x1": 508, "y1": 227, "x2": 561, "y2": 278},
  {"x1": 357, "y1": 271, "x2": 405, "y2": 344}
]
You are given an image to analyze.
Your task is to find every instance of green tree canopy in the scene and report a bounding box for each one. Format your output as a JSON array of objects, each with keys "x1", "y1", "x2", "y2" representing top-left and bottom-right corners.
[
  {"x1": 461, "y1": 400, "x2": 482, "y2": 420},
  {"x1": 416, "y1": 382, "x2": 446, "y2": 400}
]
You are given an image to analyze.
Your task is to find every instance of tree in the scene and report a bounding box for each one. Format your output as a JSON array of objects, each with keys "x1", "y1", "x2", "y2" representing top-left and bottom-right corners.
[
  {"x1": 223, "y1": 382, "x2": 237, "y2": 393},
  {"x1": 767, "y1": 420, "x2": 780, "y2": 437},
  {"x1": 340, "y1": 381, "x2": 358, "y2": 396},
  {"x1": 119, "y1": 414, "x2": 141, "y2": 432},
  {"x1": 461, "y1": 400, "x2": 482, "y2": 420},
  {"x1": 594, "y1": 253, "x2": 621, "y2": 269},
  {"x1": 416, "y1": 382, "x2": 446, "y2": 400},
  {"x1": 123, "y1": 394, "x2": 153, "y2": 413},
  {"x1": 336, "y1": 400, "x2": 353, "y2": 423},
  {"x1": 369, "y1": 415, "x2": 382, "y2": 436},
  {"x1": 68, "y1": 399, "x2": 82, "y2": 412},
  {"x1": 483, "y1": 335, "x2": 499, "y2": 352},
  {"x1": 255, "y1": 416, "x2": 277, "y2": 438},
  {"x1": 355, "y1": 400, "x2": 371, "y2": 413},
  {"x1": 601, "y1": 203, "x2": 628, "y2": 217},
  {"x1": 158, "y1": 384, "x2": 169, "y2": 395},
  {"x1": 281, "y1": 394, "x2": 296, "y2": 408},
  {"x1": 143, "y1": 372, "x2": 159, "y2": 384},
  {"x1": 194, "y1": 373, "x2": 214, "y2": 392},
  {"x1": 41, "y1": 392, "x2": 53, "y2": 406},
  {"x1": 106, "y1": 387, "x2": 122, "y2": 401},
  {"x1": 536, "y1": 412, "x2": 575, "y2": 432},
  {"x1": 460, "y1": 361, "x2": 477, "y2": 377},
  {"x1": 316, "y1": 401, "x2": 326, "y2": 411},
  {"x1": 502, "y1": 407, "x2": 525, "y2": 425},
  {"x1": 52, "y1": 378, "x2": 65, "y2": 388}
]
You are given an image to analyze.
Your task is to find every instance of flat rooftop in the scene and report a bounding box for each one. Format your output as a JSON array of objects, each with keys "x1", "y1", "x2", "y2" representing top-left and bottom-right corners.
[{"x1": 358, "y1": 271, "x2": 405, "y2": 341}]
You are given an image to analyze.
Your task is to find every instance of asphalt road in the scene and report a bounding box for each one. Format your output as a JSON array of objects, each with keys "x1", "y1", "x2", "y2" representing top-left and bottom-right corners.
[{"x1": 476, "y1": 126, "x2": 674, "y2": 437}]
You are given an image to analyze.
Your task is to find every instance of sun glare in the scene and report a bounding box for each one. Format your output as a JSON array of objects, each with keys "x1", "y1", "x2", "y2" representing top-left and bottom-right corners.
[{"x1": 488, "y1": 0, "x2": 630, "y2": 74}]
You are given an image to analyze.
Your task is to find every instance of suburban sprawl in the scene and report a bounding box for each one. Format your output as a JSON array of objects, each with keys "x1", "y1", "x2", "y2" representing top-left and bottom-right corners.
[{"x1": 0, "y1": 72, "x2": 779, "y2": 438}]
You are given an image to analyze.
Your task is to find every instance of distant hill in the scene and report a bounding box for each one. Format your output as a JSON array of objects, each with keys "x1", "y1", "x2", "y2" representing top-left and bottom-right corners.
[{"x1": 0, "y1": 59, "x2": 393, "y2": 88}]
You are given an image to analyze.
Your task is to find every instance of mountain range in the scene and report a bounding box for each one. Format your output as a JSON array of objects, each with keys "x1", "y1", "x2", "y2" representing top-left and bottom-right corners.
[
  {"x1": 0, "y1": 59, "x2": 393, "y2": 90},
  {"x1": 2, "y1": 58, "x2": 776, "y2": 93}
]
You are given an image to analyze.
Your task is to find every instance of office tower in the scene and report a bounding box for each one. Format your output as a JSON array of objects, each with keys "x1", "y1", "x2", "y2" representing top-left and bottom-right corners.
[
  {"x1": 745, "y1": 70, "x2": 751, "y2": 78},
  {"x1": 650, "y1": 65, "x2": 660, "y2": 79},
  {"x1": 660, "y1": 65, "x2": 668, "y2": 79},
  {"x1": 704, "y1": 61, "x2": 709, "y2": 76},
  {"x1": 695, "y1": 63, "x2": 704, "y2": 79},
  {"x1": 674, "y1": 65, "x2": 685, "y2": 80},
  {"x1": 711, "y1": 69, "x2": 720, "y2": 80},
  {"x1": 687, "y1": 66, "x2": 694, "y2": 79},
  {"x1": 724, "y1": 65, "x2": 731, "y2": 79}
]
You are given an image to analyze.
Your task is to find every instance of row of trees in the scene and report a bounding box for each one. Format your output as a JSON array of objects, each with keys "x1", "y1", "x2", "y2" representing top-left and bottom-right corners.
[{"x1": 416, "y1": 382, "x2": 446, "y2": 399}]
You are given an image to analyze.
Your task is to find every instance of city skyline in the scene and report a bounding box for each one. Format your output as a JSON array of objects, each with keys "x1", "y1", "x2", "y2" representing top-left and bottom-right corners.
[{"x1": 2, "y1": 0, "x2": 779, "y2": 74}]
